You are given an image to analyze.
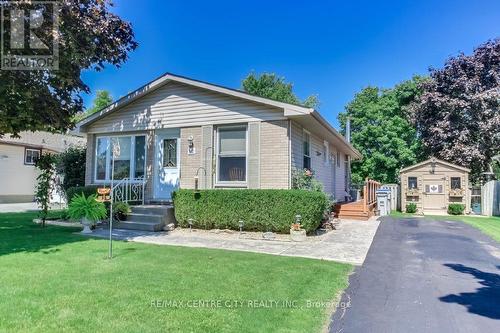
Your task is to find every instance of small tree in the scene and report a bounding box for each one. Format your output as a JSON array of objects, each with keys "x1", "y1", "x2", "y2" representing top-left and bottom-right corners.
[
  {"x1": 55, "y1": 146, "x2": 87, "y2": 194},
  {"x1": 35, "y1": 154, "x2": 57, "y2": 227}
]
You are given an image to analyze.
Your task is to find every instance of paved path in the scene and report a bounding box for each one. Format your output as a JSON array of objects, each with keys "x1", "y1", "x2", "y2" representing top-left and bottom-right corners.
[
  {"x1": 84, "y1": 218, "x2": 380, "y2": 265},
  {"x1": 330, "y1": 216, "x2": 500, "y2": 333}
]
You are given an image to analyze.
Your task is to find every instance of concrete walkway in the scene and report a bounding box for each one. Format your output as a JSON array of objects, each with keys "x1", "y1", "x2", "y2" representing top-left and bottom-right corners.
[{"x1": 85, "y1": 218, "x2": 380, "y2": 265}]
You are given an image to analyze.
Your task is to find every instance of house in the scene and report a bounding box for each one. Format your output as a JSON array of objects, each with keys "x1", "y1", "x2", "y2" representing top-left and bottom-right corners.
[
  {"x1": 76, "y1": 73, "x2": 361, "y2": 203},
  {"x1": 0, "y1": 131, "x2": 86, "y2": 203},
  {"x1": 400, "y1": 158, "x2": 470, "y2": 215}
]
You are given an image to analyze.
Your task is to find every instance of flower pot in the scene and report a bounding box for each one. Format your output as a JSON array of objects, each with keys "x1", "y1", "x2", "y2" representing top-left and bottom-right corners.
[
  {"x1": 81, "y1": 217, "x2": 93, "y2": 234},
  {"x1": 290, "y1": 229, "x2": 306, "y2": 242}
]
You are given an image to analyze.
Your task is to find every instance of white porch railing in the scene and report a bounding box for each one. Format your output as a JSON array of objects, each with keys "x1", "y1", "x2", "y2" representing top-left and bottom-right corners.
[{"x1": 111, "y1": 177, "x2": 146, "y2": 204}]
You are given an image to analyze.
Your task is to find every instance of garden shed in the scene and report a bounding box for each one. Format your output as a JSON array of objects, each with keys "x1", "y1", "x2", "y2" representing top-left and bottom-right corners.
[{"x1": 400, "y1": 158, "x2": 470, "y2": 215}]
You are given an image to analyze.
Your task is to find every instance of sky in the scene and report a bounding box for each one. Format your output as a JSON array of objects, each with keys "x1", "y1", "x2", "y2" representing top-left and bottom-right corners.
[{"x1": 81, "y1": 0, "x2": 500, "y2": 128}]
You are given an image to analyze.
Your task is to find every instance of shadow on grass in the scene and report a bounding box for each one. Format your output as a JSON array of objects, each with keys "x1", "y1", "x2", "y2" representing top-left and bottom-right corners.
[
  {"x1": 439, "y1": 263, "x2": 500, "y2": 320},
  {"x1": 0, "y1": 211, "x2": 87, "y2": 256}
]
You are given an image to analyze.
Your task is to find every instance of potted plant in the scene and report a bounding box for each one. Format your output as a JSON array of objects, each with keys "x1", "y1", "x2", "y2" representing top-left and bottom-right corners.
[
  {"x1": 113, "y1": 201, "x2": 131, "y2": 221},
  {"x1": 290, "y1": 222, "x2": 306, "y2": 242},
  {"x1": 68, "y1": 193, "x2": 107, "y2": 234}
]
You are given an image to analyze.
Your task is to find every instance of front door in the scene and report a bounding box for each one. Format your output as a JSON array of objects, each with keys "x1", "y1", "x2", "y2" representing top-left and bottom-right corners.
[
  {"x1": 423, "y1": 175, "x2": 446, "y2": 213},
  {"x1": 154, "y1": 129, "x2": 180, "y2": 200}
]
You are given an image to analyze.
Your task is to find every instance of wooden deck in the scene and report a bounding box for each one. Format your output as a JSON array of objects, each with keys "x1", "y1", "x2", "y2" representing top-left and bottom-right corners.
[{"x1": 334, "y1": 178, "x2": 381, "y2": 220}]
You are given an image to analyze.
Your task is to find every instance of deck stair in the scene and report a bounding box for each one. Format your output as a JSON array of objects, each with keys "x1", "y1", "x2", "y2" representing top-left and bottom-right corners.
[
  {"x1": 114, "y1": 205, "x2": 176, "y2": 232},
  {"x1": 335, "y1": 178, "x2": 381, "y2": 220}
]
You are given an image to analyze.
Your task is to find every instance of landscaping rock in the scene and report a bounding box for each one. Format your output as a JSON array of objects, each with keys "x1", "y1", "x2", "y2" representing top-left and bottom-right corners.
[
  {"x1": 262, "y1": 232, "x2": 276, "y2": 240},
  {"x1": 164, "y1": 223, "x2": 176, "y2": 231},
  {"x1": 290, "y1": 229, "x2": 307, "y2": 242}
]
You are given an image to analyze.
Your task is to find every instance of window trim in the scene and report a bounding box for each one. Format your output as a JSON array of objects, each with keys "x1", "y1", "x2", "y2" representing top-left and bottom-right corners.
[
  {"x1": 24, "y1": 148, "x2": 41, "y2": 165},
  {"x1": 336, "y1": 151, "x2": 341, "y2": 168},
  {"x1": 303, "y1": 130, "x2": 311, "y2": 170},
  {"x1": 408, "y1": 176, "x2": 418, "y2": 189},
  {"x1": 215, "y1": 124, "x2": 248, "y2": 186},
  {"x1": 450, "y1": 176, "x2": 461, "y2": 190},
  {"x1": 94, "y1": 134, "x2": 147, "y2": 183}
]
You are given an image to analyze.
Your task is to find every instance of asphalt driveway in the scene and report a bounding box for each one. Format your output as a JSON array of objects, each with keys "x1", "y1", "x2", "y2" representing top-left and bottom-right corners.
[{"x1": 330, "y1": 216, "x2": 500, "y2": 333}]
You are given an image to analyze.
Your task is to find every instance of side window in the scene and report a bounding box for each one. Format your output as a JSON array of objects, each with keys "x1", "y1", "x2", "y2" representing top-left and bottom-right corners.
[
  {"x1": 303, "y1": 131, "x2": 311, "y2": 170},
  {"x1": 408, "y1": 177, "x2": 418, "y2": 189},
  {"x1": 451, "y1": 177, "x2": 461, "y2": 189},
  {"x1": 24, "y1": 148, "x2": 41, "y2": 165},
  {"x1": 336, "y1": 151, "x2": 340, "y2": 168}
]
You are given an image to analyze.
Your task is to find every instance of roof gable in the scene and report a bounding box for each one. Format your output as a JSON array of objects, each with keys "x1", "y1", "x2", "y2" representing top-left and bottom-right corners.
[{"x1": 400, "y1": 158, "x2": 471, "y2": 173}]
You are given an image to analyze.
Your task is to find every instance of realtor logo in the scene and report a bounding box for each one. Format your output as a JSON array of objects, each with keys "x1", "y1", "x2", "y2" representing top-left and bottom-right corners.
[{"x1": 1, "y1": 1, "x2": 59, "y2": 70}]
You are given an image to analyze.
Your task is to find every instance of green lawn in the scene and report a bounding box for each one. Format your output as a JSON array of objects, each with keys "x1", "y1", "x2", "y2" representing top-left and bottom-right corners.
[
  {"x1": 0, "y1": 212, "x2": 351, "y2": 333},
  {"x1": 389, "y1": 211, "x2": 500, "y2": 243}
]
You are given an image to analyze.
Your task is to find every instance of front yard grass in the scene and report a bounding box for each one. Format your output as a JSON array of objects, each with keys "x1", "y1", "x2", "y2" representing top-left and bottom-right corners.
[
  {"x1": 431, "y1": 215, "x2": 500, "y2": 243},
  {"x1": 0, "y1": 212, "x2": 351, "y2": 333}
]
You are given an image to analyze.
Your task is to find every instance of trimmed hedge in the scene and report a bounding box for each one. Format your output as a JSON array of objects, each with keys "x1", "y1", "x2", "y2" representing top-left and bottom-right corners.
[
  {"x1": 173, "y1": 189, "x2": 330, "y2": 234},
  {"x1": 66, "y1": 185, "x2": 102, "y2": 203},
  {"x1": 448, "y1": 203, "x2": 465, "y2": 215}
]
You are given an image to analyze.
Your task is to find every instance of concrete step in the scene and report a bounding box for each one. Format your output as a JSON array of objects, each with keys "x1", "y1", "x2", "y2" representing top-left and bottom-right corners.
[
  {"x1": 131, "y1": 205, "x2": 172, "y2": 215},
  {"x1": 114, "y1": 220, "x2": 165, "y2": 232},
  {"x1": 127, "y1": 213, "x2": 164, "y2": 224},
  {"x1": 130, "y1": 205, "x2": 176, "y2": 225}
]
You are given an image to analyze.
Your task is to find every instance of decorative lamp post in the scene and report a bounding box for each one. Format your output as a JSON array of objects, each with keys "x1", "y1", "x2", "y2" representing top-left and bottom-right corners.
[
  {"x1": 239, "y1": 220, "x2": 244, "y2": 234},
  {"x1": 188, "y1": 218, "x2": 193, "y2": 231}
]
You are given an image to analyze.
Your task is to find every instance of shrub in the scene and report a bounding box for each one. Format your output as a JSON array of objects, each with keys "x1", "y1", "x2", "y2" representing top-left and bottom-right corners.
[
  {"x1": 55, "y1": 146, "x2": 87, "y2": 194},
  {"x1": 35, "y1": 154, "x2": 57, "y2": 227},
  {"x1": 68, "y1": 194, "x2": 107, "y2": 222},
  {"x1": 291, "y1": 168, "x2": 324, "y2": 192},
  {"x1": 66, "y1": 185, "x2": 102, "y2": 203},
  {"x1": 113, "y1": 201, "x2": 131, "y2": 220},
  {"x1": 448, "y1": 204, "x2": 465, "y2": 215},
  {"x1": 173, "y1": 189, "x2": 330, "y2": 234},
  {"x1": 406, "y1": 203, "x2": 417, "y2": 214}
]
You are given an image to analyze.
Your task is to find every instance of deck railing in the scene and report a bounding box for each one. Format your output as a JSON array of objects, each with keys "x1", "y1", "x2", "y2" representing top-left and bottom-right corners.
[{"x1": 363, "y1": 178, "x2": 381, "y2": 214}]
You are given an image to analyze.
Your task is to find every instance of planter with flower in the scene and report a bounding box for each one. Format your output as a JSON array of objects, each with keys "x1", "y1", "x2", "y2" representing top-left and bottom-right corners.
[
  {"x1": 290, "y1": 215, "x2": 307, "y2": 242},
  {"x1": 449, "y1": 188, "x2": 465, "y2": 197},
  {"x1": 68, "y1": 193, "x2": 108, "y2": 234},
  {"x1": 406, "y1": 188, "x2": 419, "y2": 197}
]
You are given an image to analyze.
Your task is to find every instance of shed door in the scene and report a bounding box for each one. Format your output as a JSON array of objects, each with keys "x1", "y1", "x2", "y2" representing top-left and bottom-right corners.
[{"x1": 423, "y1": 175, "x2": 446, "y2": 213}]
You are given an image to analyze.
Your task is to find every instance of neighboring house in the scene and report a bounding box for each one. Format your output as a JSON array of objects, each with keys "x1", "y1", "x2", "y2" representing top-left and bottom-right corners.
[
  {"x1": 400, "y1": 158, "x2": 470, "y2": 215},
  {"x1": 0, "y1": 131, "x2": 86, "y2": 203},
  {"x1": 76, "y1": 73, "x2": 361, "y2": 203}
]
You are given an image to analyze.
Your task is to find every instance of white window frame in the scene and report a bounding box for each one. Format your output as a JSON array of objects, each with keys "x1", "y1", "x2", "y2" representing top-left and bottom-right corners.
[
  {"x1": 215, "y1": 124, "x2": 248, "y2": 187},
  {"x1": 24, "y1": 148, "x2": 41, "y2": 165},
  {"x1": 303, "y1": 130, "x2": 311, "y2": 170},
  {"x1": 323, "y1": 140, "x2": 330, "y2": 166},
  {"x1": 94, "y1": 134, "x2": 147, "y2": 183}
]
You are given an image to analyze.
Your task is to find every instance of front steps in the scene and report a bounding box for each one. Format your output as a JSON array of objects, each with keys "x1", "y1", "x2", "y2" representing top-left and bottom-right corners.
[{"x1": 114, "y1": 205, "x2": 176, "y2": 232}]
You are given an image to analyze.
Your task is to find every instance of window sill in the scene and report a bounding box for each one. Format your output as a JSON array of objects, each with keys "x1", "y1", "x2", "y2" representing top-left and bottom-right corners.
[{"x1": 214, "y1": 182, "x2": 248, "y2": 188}]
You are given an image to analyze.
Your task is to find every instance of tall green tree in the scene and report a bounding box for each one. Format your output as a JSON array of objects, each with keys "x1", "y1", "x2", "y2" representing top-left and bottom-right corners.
[
  {"x1": 242, "y1": 72, "x2": 319, "y2": 108},
  {"x1": 409, "y1": 39, "x2": 500, "y2": 180},
  {"x1": 0, "y1": 0, "x2": 137, "y2": 137},
  {"x1": 74, "y1": 90, "x2": 113, "y2": 121},
  {"x1": 338, "y1": 77, "x2": 425, "y2": 184}
]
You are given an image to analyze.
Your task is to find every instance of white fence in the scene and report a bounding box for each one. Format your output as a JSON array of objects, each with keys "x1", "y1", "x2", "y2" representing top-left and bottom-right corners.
[
  {"x1": 481, "y1": 180, "x2": 500, "y2": 216},
  {"x1": 381, "y1": 184, "x2": 401, "y2": 212}
]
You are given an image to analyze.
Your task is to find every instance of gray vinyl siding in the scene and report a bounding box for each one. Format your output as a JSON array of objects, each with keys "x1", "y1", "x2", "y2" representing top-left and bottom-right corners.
[
  {"x1": 290, "y1": 120, "x2": 349, "y2": 200},
  {"x1": 86, "y1": 82, "x2": 285, "y2": 133}
]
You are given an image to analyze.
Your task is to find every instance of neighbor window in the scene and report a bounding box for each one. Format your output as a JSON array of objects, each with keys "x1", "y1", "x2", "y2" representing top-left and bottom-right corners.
[
  {"x1": 451, "y1": 177, "x2": 461, "y2": 189},
  {"x1": 24, "y1": 148, "x2": 41, "y2": 165},
  {"x1": 408, "y1": 177, "x2": 418, "y2": 189},
  {"x1": 94, "y1": 135, "x2": 146, "y2": 182},
  {"x1": 303, "y1": 131, "x2": 311, "y2": 170},
  {"x1": 217, "y1": 125, "x2": 247, "y2": 182}
]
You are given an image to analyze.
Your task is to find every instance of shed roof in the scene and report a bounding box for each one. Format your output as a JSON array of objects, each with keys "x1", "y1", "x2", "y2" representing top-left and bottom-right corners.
[{"x1": 400, "y1": 158, "x2": 471, "y2": 173}]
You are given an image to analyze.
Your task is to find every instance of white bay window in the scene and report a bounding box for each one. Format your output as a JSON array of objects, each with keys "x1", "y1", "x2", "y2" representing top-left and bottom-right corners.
[
  {"x1": 217, "y1": 125, "x2": 247, "y2": 183},
  {"x1": 95, "y1": 135, "x2": 146, "y2": 182}
]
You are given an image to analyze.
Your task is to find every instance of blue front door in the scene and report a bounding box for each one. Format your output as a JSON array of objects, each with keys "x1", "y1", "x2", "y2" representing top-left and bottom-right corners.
[{"x1": 154, "y1": 129, "x2": 180, "y2": 200}]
